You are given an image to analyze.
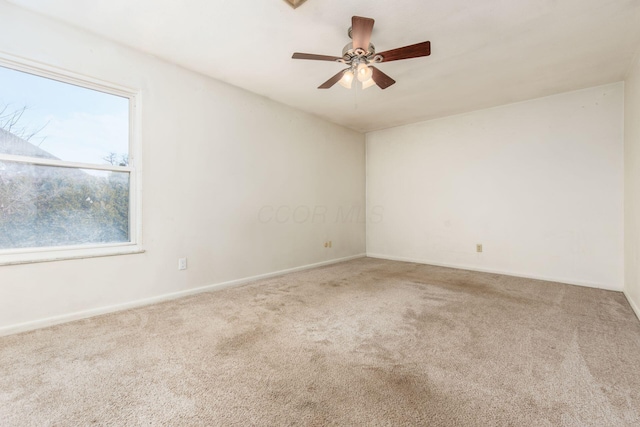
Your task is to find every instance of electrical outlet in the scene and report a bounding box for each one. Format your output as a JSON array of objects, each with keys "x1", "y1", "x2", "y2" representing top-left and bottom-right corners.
[
  {"x1": 178, "y1": 258, "x2": 187, "y2": 270},
  {"x1": 476, "y1": 244, "x2": 483, "y2": 253},
  {"x1": 329, "y1": 241, "x2": 332, "y2": 248}
]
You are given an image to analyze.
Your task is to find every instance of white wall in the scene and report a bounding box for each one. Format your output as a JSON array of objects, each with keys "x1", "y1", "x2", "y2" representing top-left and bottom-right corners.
[
  {"x1": 0, "y1": 2, "x2": 365, "y2": 334},
  {"x1": 625, "y1": 53, "x2": 640, "y2": 318},
  {"x1": 367, "y1": 84, "x2": 624, "y2": 290}
]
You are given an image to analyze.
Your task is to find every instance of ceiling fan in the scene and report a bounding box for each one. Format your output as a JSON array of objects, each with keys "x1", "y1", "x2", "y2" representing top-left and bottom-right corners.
[{"x1": 292, "y1": 16, "x2": 431, "y2": 90}]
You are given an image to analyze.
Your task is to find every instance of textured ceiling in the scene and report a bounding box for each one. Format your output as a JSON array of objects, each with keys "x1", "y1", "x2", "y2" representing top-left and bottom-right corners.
[{"x1": 7, "y1": 0, "x2": 640, "y2": 132}]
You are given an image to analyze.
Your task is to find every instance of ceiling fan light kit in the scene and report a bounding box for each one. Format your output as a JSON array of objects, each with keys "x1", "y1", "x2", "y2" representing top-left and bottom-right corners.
[
  {"x1": 292, "y1": 16, "x2": 431, "y2": 90},
  {"x1": 339, "y1": 70, "x2": 354, "y2": 89}
]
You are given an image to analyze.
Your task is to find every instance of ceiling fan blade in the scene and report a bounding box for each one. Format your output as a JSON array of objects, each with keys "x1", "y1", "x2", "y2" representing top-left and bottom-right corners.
[
  {"x1": 352, "y1": 16, "x2": 375, "y2": 51},
  {"x1": 318, "y1": 69, "x2": 348, "y2": 89},
  {"x1": 370, "y1": 66, "x2": 396, "y2": 89},
  {"x1": 377, "y1": 41, "x2": 431, "y2": 62},
  {"x1": 292, "y1": 52, "x2": 343, "y2": 62}
]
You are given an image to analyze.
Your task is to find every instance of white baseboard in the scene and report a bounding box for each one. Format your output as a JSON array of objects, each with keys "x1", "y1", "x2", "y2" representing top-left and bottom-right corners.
[
  {"x1": 0, "y1": 253, "x2": 366, "y2": 337},
  {"x1": 366, "y1": 253, "x2": 622, "y2": 292},
  {"x1": 624, "y1": 290, "x2": 640, "y2": 322}
]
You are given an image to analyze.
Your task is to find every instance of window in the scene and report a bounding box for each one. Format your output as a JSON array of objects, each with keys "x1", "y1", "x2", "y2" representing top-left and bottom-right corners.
[{"x1": 0, "y1": 56, "x2": 141, "y2": 264}]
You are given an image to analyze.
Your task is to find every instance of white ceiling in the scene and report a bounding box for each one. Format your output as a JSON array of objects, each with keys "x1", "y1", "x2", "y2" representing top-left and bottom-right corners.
[{"x1": 8, "y1": 0, "x2": 640, "y2": 132}]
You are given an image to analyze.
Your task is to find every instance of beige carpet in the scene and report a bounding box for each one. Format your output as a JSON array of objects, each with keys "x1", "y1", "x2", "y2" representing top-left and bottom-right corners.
[{"x1": 1, "y1": 258, "x2": 640, "y2": 426}]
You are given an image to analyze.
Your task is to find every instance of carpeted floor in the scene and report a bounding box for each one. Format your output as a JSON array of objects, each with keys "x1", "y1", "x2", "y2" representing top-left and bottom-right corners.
[{"x1": 1, "y1": 258, "x2": 640, "y2": 426}]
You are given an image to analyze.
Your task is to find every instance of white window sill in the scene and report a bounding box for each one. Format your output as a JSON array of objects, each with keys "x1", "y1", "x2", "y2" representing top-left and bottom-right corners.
[{"x1": 0, "y1": 244, "x2": 145, "y2": 266}]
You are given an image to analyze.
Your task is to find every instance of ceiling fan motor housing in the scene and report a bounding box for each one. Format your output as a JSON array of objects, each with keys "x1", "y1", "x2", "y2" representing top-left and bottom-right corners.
[
  {"x1": 341, "y1": 42, "x2": 382, "y2": 73},
  {"x1": 342, "y1": 42, "x2": 376, "y2": 58}
]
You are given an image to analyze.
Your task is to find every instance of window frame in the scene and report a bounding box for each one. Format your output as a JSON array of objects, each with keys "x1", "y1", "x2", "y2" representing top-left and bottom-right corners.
[{"x1": 0, "y1": 53, "x2": 143, "y2": 265}]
